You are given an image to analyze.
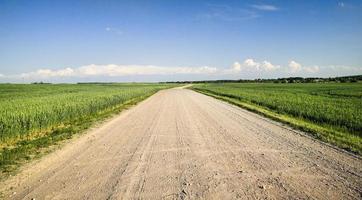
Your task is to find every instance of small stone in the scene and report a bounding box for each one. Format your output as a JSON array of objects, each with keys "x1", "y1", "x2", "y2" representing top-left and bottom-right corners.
[
  {"x1": 258, "y1": 185, "x2": 265, "y2": 189},
  {"x1": 238, "y1": 170, "x2": 243, "y2": 173}
]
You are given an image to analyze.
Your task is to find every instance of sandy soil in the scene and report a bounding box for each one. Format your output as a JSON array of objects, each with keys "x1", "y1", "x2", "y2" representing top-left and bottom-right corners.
[{"x1": 1, "y1": 88, "x2": 361, "y2": 199}]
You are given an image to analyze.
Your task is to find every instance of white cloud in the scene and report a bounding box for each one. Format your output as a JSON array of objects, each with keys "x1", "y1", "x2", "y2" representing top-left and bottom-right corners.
[
  {"x1": 251, "y1": 4, "x2": 279, "y2": 11},
  {"x1": 244, "y1": 58, "x2": 260, "y2": 69},
  {"x1": 198, "y1": 4, "x2": 259, "y2": 21},
  {"x1": 232, "y1": 58, "x2": 280, "y2": 72},
  {"x1": 1, "y1": 60, "x2": 359, "y2": 82},
  {"x1": 261, "y1": 61, "x2": 280, "y2": 71},
  {"x1": 23, "y1": 68, "x2": 75, "y2": 78},
  {"x1": 2, "y1": 59, "x2": 280, "y2": 81},
  {"x1": 304, "y1": 66, "x2": 320, "y2": 73},
  {"x1": 288, "y1": 60, "x2": 321, "y2": 74},
  {"x1": 232, "y1": 62, "x2": 242, "y2": 71},
  {"x1": 338, "y1": 2, "x2": 345, "y2": 7},
  {"x1": 288, "y1": 60, "x2": 302, "y2": 73},
  {"x1": 15, "y1": 64, "x2": 218, "y2": 79},
  {"x1": 105, "y1": 27, "x2": 122, "y2": 35}
]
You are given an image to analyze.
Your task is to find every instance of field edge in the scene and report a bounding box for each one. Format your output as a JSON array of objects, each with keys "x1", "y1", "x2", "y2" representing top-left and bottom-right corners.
[
  {"x1": 0, "y1": 88, "x2": 168, "y2": 180},
  {"x1": 190, "y1": 87, "x2": 362, "y2": 156}
]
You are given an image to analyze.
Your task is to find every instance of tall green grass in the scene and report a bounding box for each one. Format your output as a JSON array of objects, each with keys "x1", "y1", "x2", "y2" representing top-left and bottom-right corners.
[
  {"x1": 191, "y1": 83, "x2": 362, "y2": 154},
  {"x1": 0, "y1": 83, "x2": 174, "y2": 175},
  {"x1": 0, "y1": 83, "x2": 172, "y2": 145}
]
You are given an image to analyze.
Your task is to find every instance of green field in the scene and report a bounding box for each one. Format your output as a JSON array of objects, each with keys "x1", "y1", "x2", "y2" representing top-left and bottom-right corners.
[
  {"x1": 0, "y1": 83, "x2": 174, "y2": 175},
  {"x1": 191, "y1": 83, "x2": 362, "y2": 154}
]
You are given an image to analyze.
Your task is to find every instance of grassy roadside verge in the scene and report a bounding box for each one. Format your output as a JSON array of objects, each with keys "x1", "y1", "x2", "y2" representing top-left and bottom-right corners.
[
  {"x1": 191, "y1": 87, "x2": 361, "y2": 155},
  {"x1": 0, "y1": 89, "x2": 163, "y2": 179}
]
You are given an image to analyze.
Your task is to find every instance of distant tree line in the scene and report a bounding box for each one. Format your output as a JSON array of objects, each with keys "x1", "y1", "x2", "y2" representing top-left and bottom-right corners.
[
  {"x1": 31, "y1": 81, "x2": 51, "y2": 84},
  {"x1": 162, "y1": 75, "x2": 362, "y2": 84}
]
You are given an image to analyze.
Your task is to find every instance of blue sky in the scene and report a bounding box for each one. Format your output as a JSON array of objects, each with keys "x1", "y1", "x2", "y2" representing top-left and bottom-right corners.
[{"x1": 0, "y1": 0, "x2": 361, "y2": 82}]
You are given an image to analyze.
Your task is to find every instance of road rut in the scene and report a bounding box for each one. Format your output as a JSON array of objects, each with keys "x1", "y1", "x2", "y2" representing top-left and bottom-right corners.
[{"x1": 1, "y1": 88, "x2": 361, "y2": 199}]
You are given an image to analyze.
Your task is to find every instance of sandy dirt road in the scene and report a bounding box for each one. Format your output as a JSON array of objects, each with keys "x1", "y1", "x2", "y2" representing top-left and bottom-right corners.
[{"x1": 1, "y1": 88, "x2": 361, "y2": 199}]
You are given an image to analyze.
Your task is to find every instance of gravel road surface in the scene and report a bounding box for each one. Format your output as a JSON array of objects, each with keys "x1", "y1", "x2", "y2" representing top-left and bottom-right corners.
[{"x1": 2, "y1": 88, "x2": 361, "y2": 199}]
